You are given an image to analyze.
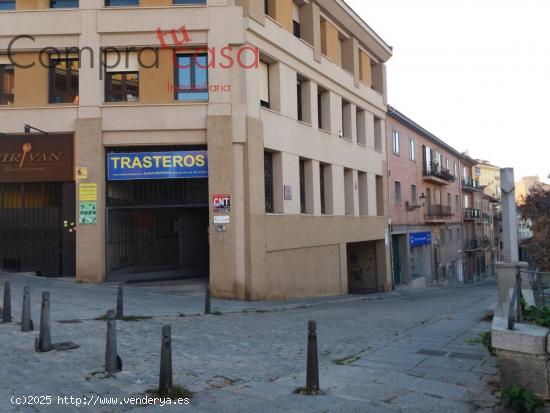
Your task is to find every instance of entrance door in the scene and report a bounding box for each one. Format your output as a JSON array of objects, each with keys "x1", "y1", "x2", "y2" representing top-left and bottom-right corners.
[
  {"x1": 0, "y1": 182, "x2": 75, "y2": 276},
  {"x1": 392, "y1": 236, "x2": 401, "y2": 285}
]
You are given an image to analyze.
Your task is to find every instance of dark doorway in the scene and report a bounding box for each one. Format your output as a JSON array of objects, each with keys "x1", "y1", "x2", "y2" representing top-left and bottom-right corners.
[
  {"x1": 0, "y1": 182, "x2": 76, "y2": 276},
  {"x1": 106, "y1": 178, "x2": 209, "y2": 280},
  {"x1": 347, "y1": 241, "x2": 379, "y2": 294}
]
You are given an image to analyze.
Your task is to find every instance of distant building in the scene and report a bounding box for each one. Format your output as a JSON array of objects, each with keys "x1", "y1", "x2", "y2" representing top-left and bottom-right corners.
[
  {"x1": 474, "y1": 160, "x2": 501, "y2": 199},
  {"x1": 387, "y1": 106, "x2": 464, "y2": 287},
  {"x1": 516, "y1": 176, "x2": 550, "y2": 203}
]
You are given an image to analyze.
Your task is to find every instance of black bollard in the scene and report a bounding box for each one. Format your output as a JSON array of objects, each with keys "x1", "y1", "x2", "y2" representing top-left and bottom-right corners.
[
  {"x1": 204, "y1": 285, "x2": 211, "y2": 315},
  {"x1": 159, "y1": 325, "x2": 173, "y2": 396},
  {"x1": 21, "y1": 285, "x2": 33, "y2": 332},
  {"x1": 305, "y1": 320, "x2": 319, "y2": 394},
  {"x1": 105, "y1": 309, "x2": 122, "y2": 373},
  {"x1": 35, "y1": 292, "x2": 53, "y2": 352},
  {"x1": 2, "y1": 281, "x2": 12, "y2": 323},
  {"x1": 116, "y1": 284, "x2": 124, "y2": 320}
]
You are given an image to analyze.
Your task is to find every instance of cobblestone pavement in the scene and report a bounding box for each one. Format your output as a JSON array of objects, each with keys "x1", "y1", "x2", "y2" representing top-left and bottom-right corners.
[{"x1": 0, "y1": 273, "x2": 499, "y2": 412}]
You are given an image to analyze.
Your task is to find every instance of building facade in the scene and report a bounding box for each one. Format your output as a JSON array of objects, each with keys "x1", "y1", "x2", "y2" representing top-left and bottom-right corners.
[
  {"x1": 387, "y1": 107, "x2": 463, "y2": 287},
  {"x1": 0, "y1": 0, "x2": 393, "y2": 300}
]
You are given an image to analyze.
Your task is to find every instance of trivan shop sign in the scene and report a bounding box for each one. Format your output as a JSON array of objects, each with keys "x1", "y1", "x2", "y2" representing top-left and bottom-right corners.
[{"x1": 107, "y1": 151, "x2": 208, "y2": 181}]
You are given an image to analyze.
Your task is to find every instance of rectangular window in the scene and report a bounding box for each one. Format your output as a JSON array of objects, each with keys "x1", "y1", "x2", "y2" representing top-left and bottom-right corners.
[
  {"x1": 0, "y1": 0, "x2": 15, "y2": 9},
  {"x1": 392, "y1": 130, "x2": 400, "y2": 154},
  {"x1": 317, "y1": 87, "x2": 329, "y2": 131},
  {"x1": 49, "y1": 57, "x2": 79, "y2": 104},
  {"x1": 394, "y1": 181, "x2": 401, "y2": 205},
  {"x1": 464, "y1": 195, "x2": 469, "y2": 209},
  {"x1": 317, "y1": 90, "x2": 323, "y2": 129},
  {"x1": 454, "y1": 161, "x2": 458, "y2": 178},
  {"x1": 299, "y1": 159, "x2": 306, "y2": 214},
  {"x1": 260, "y1": 60, "x2": 270, "y2": 108},
  {"x1": 50, "y1": 0, "x2": 78, "y2": 7},
  {"x1": 175, "y1": 54, "x2": 209, "y2": 102},
  {"x1": 411, "y1": 184, "x2": 417, "y2": 206},
  {"x1": 456, "y1": 194, "x2": 460, "y2": 211},
  {"x1": 374, "y1": 117, "x2": 383, "y2": 152},
  {"x1": 105, "y1": 0, "x2": 138, "y2": 6},
  {"x1": 409, "y1": 138, "x2": 415, "y2": 161},
  {"x1": 440, "y1": 228, "x2": 445, "y2": 244},
  {"x1": 105, "y1": 51, "x2": 139, "y2": 102},
  {"x1": 356, "y1": 108, "x2": 366, "y2": 145},
  {"x1": 297, "y1": 79, "x2": 303, "y2": 122},
  {"x1": 320, "y1": 164, "x2": 326, "y2": 214},
  {"x1": 447, "y1": 193, "x2": 451, "y2": 209},
  {"x1": 423, "y1": 145, "x2": 432, "y2": 174},
  {"x1": 293, "y1": 2, "x2": 301, "y2": 38},
  {"x1": 0, "y1": 64, "x2": 14, "y2": 105},
  {"x1": 264, "y1": 152, "x2": 274, "y2": 213},
  {"x1": 342, "y1": 99, "x2": 351, "y2": 139}
]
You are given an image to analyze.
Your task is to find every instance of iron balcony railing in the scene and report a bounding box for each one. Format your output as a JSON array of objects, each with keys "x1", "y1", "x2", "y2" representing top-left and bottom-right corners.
[
  {"x1": 464, "y1": 237, "x2": 489, "y2": 251},
  {"x1": 464, "y1": 208, "x2": 481, "y2": 220},
  {"x1": 462, "y1": 177, "x2": 480, "y2": 190},
  {"x1": 424, "y1": 204, "x2": 453, "y2": 219},
  {"x1": 423, "y1": 162, "x2": 455, "y2": 183}
]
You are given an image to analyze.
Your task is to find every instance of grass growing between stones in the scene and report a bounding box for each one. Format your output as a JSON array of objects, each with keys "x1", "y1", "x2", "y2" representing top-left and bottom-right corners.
[
  {"x1": 333, "y1": 355, "x2": 361, "y2": 365},
  {"x1": 94, "y1": 314, "x2": 153, "y2": 322},
  {"x1": 466, "y1": 331, "x2": 495, "y2": 356},
  {"x1": 146, "y1": 385, "x2": 193, "y2": 400}
]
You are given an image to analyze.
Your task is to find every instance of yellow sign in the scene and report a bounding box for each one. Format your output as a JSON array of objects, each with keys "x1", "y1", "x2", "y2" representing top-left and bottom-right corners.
[
  {"x1": 80, "y1": 183, "x2": 97, "y2": 201},
  {"x1": 76, "y1": 167, "x2": 88, "y2": 180}
]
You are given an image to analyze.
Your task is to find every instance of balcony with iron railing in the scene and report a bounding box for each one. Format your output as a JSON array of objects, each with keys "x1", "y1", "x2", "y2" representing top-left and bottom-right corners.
[
  {"x1": 462, "y1": 177, "x2": 481, "y2": 191},
  {"x1": 424, "y1": 204, "x2": 453, "y2": 222},
  {"x1": 464, "y1": 237, "x2": 490, "y2": 251},
  {"x1": 464, "y1": 208, "x2": 481, "y2": 221},
  {"x1": 423, "y1": 162, "x2": 456, "y2": 185}
]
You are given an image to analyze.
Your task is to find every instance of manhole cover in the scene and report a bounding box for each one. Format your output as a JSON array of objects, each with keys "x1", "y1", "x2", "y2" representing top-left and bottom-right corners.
[
  {"x1": 57, "y1": 319, "x2": 83, "y2": 324},
  {"x1": 416, "y1": 349, "x2": 447, "y2": 357},
  {"x1": 449, "y1": 352, "x2": 484, "y2": 360}
]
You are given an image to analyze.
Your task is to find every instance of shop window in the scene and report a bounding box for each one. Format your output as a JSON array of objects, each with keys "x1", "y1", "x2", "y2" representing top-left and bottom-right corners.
[
  {"x1": 50, "y1": 0, "x2": 78, "y2": 7},
  {"x1": 105, "y1": 51, "x2": 139, "y2": 102},
  {"x1": 175, "y1": 54, "x2": 209, "y2": 102},
  {"x1": 264, "y1": 152, "x2": 274, "y2": 213},
  {"x1": 0, "y1": 0, "x2": 15, "y2": 9},
  {"x1": 105, "y1": 0, "x2": 138, "y2": 6},
  {"x1": 260, "y1": 60, "x2": 270, "y2": 109},
  {"x1": 0, "y1": 63, "x2": 14, "y2": 105},
  {"x1": 49, "y1": 57, "x2": 79, "y2": 104}
]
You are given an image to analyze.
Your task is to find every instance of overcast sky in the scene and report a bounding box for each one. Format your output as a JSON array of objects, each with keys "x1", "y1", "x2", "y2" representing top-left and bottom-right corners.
[{"x1": 347, "y1": 0, "x2": 550, "y2": 183}]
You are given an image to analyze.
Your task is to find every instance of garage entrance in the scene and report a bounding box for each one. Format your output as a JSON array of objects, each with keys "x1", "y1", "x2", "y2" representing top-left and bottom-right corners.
[
  {"x1": 106, "y1": 147, "x2": 209, "y2": 281},
  {"x1": 347, "y1": 241, "x2": 379, "y2": 294}
]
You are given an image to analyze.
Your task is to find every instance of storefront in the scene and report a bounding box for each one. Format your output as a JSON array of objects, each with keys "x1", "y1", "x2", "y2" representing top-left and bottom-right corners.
[
  {"x1": 0, "y1": 134, "x2": 76, "y2": 276},
  {"x1": 104, "y1": 146, "x2": 209, "y2": 281},
  {"x1": 409, "y1": 231, "x2": 432, "y2": 282}
]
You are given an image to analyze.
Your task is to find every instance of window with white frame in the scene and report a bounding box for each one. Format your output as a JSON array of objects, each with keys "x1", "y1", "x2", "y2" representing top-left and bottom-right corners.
[
  {"x1": 259, "y1": 60, "x2": 270, "y2": 109},
  {"x1": 408, "y1": 138, "x2": 415, "y2": 160},
  {"x1": 392, "y1": 130, "x2": 400, "y2": 155}
]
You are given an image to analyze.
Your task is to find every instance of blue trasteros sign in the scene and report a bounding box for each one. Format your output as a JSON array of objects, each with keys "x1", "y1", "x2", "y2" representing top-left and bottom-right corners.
[
  {"x1": 107, "y1": 151, "x2": 208, "y2": 181},
  {"x1": 410, "y1": 232, "x2": 432, "y2": 247}
]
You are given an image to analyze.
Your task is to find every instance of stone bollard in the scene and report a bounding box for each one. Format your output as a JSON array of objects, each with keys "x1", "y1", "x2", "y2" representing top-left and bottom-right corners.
[
  {"x1": 159, "y1": 325, "x2": 173, "y2": 397},
  {"x1": 2, "y1": 281, "x2": 12, "y2": 323},
  {"x1": 305, "y1": 320, "x2": 320, "y2": 394},
  {"x1": 204, "y1": 285, "x2": 211, "y2": 315},
  {"x1": 21, "y1": 285, "x2": 34, "y2": 332},
  {"x1": 105, "y1": 309, "x2": 122, "y2": 373},
  {"x1": 116, "y1": 284, "x2": 124, "y2": 320},
  {"x1": 35, "y1": 292, "x2": 53, "y2": 352}
]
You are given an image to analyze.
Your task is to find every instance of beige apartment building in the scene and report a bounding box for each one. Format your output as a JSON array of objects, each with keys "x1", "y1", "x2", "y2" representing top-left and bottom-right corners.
[{"x1": 0, "y1": 0, "x2": 393, "y2": 300}]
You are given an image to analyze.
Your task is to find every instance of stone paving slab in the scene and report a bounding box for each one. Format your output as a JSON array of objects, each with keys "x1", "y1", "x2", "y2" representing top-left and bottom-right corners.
[{"x1": 0, "y1": 274, "x2": 500, "y2": 412}]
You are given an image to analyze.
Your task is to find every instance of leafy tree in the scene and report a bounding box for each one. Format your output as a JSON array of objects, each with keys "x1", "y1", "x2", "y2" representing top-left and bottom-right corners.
[{"x1": 518, "y1": 185, "x2": 550, "y2": 270}]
